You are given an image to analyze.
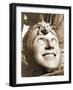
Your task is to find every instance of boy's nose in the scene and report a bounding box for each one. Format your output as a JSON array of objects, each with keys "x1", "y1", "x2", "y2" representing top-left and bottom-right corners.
[
  {"x1": 45, "y1": 39, "x2": 54, "y2": 50},
  {"x1": 45, "y1": 44, "x2": 54, "y2": 50}
]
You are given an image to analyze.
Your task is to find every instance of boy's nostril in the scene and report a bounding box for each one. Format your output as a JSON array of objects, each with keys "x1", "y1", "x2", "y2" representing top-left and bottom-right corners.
[
  {"x1": 51, "y1": 47, "x2": 54, "y2": 49},
  {"x1": 45, "y1": 46, "x2": 54, "y2": 50}
]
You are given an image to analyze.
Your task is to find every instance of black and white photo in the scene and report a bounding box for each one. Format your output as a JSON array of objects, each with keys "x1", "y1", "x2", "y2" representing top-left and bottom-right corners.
[{"x1": 21, "y1": 13, "x2": 64, "y2": 77}]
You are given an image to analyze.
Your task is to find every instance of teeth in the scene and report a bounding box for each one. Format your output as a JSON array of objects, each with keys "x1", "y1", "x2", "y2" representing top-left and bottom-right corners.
[
  {"x1": 46, "y1": 54, "x2": 54, "y2": 57},
  {"x1": 48, "y1": 54, "x2": 54, "y2": 56},
  {"x1": 42, "y1": 53, "x2": 56, "y2": 57}
]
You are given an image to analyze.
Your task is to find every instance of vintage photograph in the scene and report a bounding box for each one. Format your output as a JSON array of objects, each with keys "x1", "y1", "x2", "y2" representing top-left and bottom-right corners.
[
  {"x1": 10, "y1": 3, "x2": 71, "y2": 86},
  {"x1": 21, "y1": 13, "x2": 64, "y2": 77}
]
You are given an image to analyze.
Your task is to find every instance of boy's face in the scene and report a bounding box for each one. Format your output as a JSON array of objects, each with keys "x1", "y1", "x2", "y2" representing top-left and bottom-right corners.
[{"x1": 32, "y1": 21, "x2": 60, "y2": 69}]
